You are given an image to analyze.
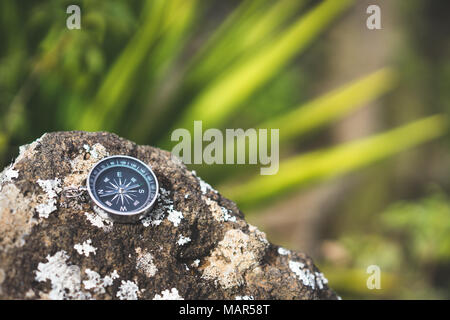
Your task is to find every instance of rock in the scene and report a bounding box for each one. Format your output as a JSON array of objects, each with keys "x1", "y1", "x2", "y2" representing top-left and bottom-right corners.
[{"x1": 0, "y1": 131, "x2": 338, "y2": 300}]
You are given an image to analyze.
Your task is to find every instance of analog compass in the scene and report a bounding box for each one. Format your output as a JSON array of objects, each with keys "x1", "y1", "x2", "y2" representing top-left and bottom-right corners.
[{"x1": 86, "y1": 155, "x2": 159, "y2": 223}]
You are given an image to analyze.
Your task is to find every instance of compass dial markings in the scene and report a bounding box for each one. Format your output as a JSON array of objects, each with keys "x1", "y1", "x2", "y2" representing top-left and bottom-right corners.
[{"x1": 89, "y1": 156, "x2": 158, "y2": 216}]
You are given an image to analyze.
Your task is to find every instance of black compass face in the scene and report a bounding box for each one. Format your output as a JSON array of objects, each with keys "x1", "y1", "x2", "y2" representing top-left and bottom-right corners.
[{"x1": 87, "y1": 156, "x2": 158, "y2": 215}]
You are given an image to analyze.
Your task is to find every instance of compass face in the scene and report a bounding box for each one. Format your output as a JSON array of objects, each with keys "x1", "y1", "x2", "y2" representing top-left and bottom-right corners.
[{"x1": 87, "y1": 156, "x2": 158, "y2": 216}]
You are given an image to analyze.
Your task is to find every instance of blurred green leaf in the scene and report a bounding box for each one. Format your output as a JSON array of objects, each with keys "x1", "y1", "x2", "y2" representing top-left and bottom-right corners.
[
  {"x1": 381, "y1": 193, "x2": 450, "y2": 262},
  {"x1": 173, "y1": 0, "x2": 354, "y2": 131},
  {"x1": 186, "y1": 0, "x2": 306, "y2": 85},
  {"x1": 0, "y1": 133, "x2": 7, "y2": 155},
  {"x1": 260, "y1": 68, "x2": 398, "y2": 143},
  {"x1": 320, "y1": 266, "x2": 398, "y2": 298},
  {"x1": 217, "y1": 68, "x2": 397, "y2": 178},
  {"x1": 223, "y1": 115, "x2": 448, "y2": 209},
  {"x1": 79, "y1": 0, "x2": 168, "y2": 131},
  {"x1": 130, "y1": 0, "x2": 199, "y2": 140}
]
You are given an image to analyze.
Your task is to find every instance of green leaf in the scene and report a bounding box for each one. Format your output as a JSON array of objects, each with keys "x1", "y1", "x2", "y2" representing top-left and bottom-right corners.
[
  {"x1": 259, "y1": 68, "x2": 397, "y2": 142},
  {"x1": 199, "y1": 68, "x2": 396, "y2": 183},
  {"x1": 222, "y1": 115, "x2": 448, "y2": 209},
  {"x1": 79, "y1": 0, "x2": 168, "y2": 131},
  {"x1": 186, "y1": 0, "x2": 306, "y2": 85},
  {"x1": 174, "y1": 0, "x2": 355, "y2": 131}
]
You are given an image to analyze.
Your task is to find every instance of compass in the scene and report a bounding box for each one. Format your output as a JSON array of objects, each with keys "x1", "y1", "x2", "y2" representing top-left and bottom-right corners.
[{"x1": 86, "y1": 155, "x2": 159, "y2": 223}]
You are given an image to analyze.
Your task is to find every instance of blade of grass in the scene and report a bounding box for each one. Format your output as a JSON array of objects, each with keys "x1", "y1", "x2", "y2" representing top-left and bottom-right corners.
[
  {"x1": 135, "y1": 0, "x2": 303, "y2": 143},
  {"x1": 260, "y1": 68, "x2": 397, "y2": 142},
  {"x1": 79, "y1": 0, "x2": 167, "y2": 131},
  {"x1": 151, "y1": 0, "x2": 198, "y2": 80},
  {"x1": 221, "y1": 115, "x2": 448, "y2": 209},
  {"x1": 193, "y1": 69, "x2": 396, "y2": 185},
  {"x1": 187, "y1": 0, "x2": 307, "y2": 85},
  {"x1": 173, "y1": 0, "x2": 354, "y2": 131},
  {"x1": 222, "y1": 68, "x2": 397, "y2": 167},
  {"x1": 187, "y1": 0, "x2": 270, "y2": 71},
  {"x1": 130, "y1": 0, "x2": 199, "y2": 141}
]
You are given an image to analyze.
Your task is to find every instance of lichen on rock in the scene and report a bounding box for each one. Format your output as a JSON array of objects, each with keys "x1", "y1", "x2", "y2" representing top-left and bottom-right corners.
[
  {"x1": 201, "y1": 228, "x2": 268, "y2": 289},
  {"x1": 0, "y1": 131, "x2": 338, "y2": 300}
]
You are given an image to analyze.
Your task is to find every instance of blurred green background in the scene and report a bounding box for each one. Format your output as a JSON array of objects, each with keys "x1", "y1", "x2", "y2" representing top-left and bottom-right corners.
[{"x1": 0, "y1": 0, "x2": 449, "y2": 299}]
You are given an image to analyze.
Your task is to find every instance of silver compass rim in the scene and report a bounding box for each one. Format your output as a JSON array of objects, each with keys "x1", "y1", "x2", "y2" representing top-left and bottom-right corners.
[{"x1": 86, "y1": 155, "x2": 159, "y2": 222}]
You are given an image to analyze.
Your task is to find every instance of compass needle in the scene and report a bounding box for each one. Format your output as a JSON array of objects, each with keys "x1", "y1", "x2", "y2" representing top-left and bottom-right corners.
[
  {"x1": 125, "y1": 184, "x2": 141, "y2": 191},
  {"x1": 109, "y1": 181, "x2": 118, "y2": 189}
]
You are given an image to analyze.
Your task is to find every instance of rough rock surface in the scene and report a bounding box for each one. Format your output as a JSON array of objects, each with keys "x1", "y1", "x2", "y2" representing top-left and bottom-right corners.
[{"x1": 0, "y1": 131, "x2": 338, "y2": 300}]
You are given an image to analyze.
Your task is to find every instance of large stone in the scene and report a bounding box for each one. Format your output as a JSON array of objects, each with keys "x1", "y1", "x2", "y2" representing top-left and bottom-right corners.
[{"x1": 0, "y1": 131, "x2": 338, "y2": 300}]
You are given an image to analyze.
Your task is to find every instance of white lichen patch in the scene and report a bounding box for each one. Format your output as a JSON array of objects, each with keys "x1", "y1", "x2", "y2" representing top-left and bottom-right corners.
[
  {"x1": 36, "y1": 178, "x2": 62, "y2": 218},
  {"x1": 192, "y1": 170, "x2": 218, "y2": 195},
  {"x1": 0, "y1": 183, "x2": 36, "y2": 251},
  {"x1": 141, "y1": 216, "x2": 161, "y2": 227},
  {"x1": 0, "y1": 137, "x2": 55, "y2": 250},
  {"x1": 202, "y1": 229, "x2": 268, "y2": 289},
  {"x1": 221, "y1": 207, "x2": 236, "y2": 222},
  {"x1": 177, "y1": 235, "x2": 191, "y2": 246},
  {"x1": 83, "y1": 144, "x2": 91, "y2": 153},
  {"x1": 25, "y1": 289, "x2": 35, "y2": 298},
  {"x1": 135, "y1": 248, "x2": 158, "y2": 278},
  {"x1": 288, "y1": 260, "x2": 328, "y2": 290},
  {"x1": 63, "y1": 143, "x2": 109, "y2": 188},
  {"x1": 84, "y1": 211, "x2": 113, "y2": 232},
  {"x1": 15, "y1": 135, "x2": 44, "y2": 164},
  {"x1": 191, "y1": 259, "x2": 200, "y2": 268},
  {"x1": 278, "y1": 247, "x2": 291, "y2": 256},
  {"x1": 167, "y1": 207, "x2": 183, "y2": 227},
  {"x1": 248, "y1": 224, "x2": 269, "y2": 245},
  {"x1": 74, "y1": 239, "x2": 97, "y2": 257},
  {"x1": 116, "y1": 280, "x2": 140, "y2": 300},
  {"x1": 315, "y1": 272, "x2": 329, "y2": 290},
  {"x1": 0, "y1": 165, "x2": 19, "y2": 190},
  {"x1": 83, "y1": 269, "x2": 119, "y2": 294},
  {"x1": 35, "y1": 251, "x2": 118, "y2": 299},
  {"x1": 35, "y1": 250, "x2": 90, "y2": 300},
  {"x1": 203, "y1": 196, "x2": 236, "y2": 223},
  {"x1": 235, "y1": 295, "x2": 254, "y2": 300},
  {"x1": 153, "y1": 288, "x2": 183, "y2": 300},
  {"x1": 199, "y1": 178, "x2": 217, "y2": 195},
  {"x1": 83, "y1": 143, "x2": 107, "y2": 160}
]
